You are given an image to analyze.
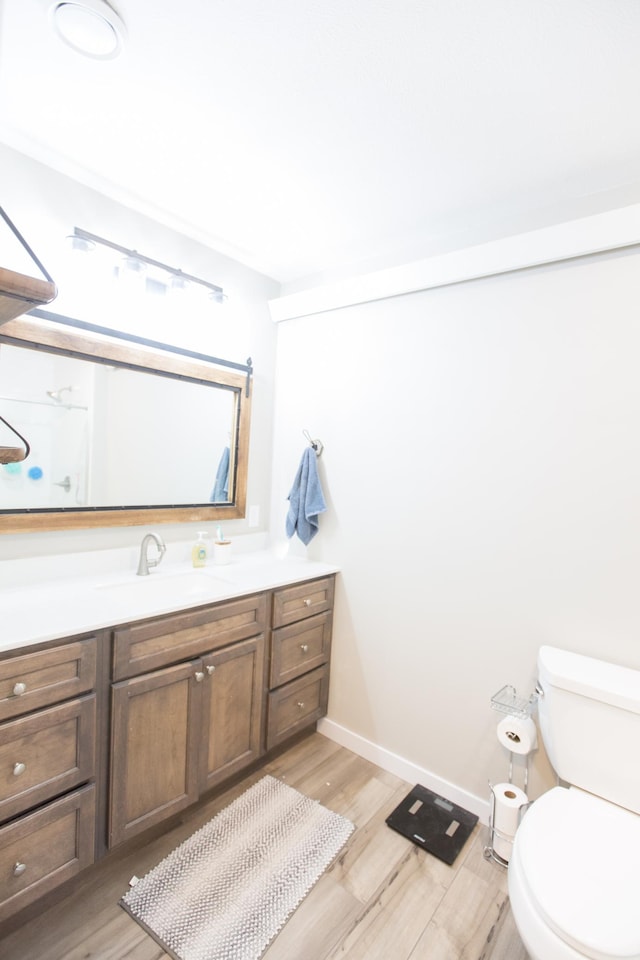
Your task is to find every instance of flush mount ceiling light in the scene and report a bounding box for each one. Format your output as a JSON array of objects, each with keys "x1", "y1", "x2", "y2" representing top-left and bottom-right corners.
[{"x1": 49, "y1": 0, "x2": 126, "y2": 60}]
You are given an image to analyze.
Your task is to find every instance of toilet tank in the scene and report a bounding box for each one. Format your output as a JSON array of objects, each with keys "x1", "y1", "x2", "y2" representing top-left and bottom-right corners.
[{"x1": 537, "y1": 646, "x2": 640, "y2": 814}]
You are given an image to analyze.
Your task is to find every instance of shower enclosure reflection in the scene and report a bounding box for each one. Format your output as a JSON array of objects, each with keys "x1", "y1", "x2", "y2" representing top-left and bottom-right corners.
[{"x1": 0, "y1": 315, "x2": 251, "y2": 532}]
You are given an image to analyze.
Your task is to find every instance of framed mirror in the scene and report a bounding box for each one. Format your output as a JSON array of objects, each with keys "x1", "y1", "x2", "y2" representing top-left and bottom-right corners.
[{"x1": 0, "y1": 313, "x2": 252, "y2": 533}]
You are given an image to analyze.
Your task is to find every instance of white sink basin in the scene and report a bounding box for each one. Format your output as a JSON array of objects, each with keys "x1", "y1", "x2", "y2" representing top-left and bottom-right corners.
[{"x1": 95, "y1": 571, "x2": 231, "y2": 607}]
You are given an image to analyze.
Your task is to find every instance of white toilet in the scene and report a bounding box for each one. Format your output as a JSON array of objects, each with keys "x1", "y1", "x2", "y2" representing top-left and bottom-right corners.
[{"x1": 508, "y1": 645, "x2": 640, "y2": 960}]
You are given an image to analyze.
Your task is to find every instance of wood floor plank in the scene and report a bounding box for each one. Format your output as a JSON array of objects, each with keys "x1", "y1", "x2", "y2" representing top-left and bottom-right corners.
[
  {"x1": 328, "y1": 779, "x2": 416, "y2": 904},
  {"x1": 0, "y1": 734, "x2": 529, "y2": 960},
  {"x1": 281, "y1": 747, "x2": 377, "y2": 812},
  {"x1": 408, "y1": 862, "x2": 508, "y2": 960},
  {"x1": 480, "y1": 895, "x2": 531, "y2": 960},
  {"x1": 264, "y1": 731, "x2": 341, "y2": 784},
  {"x1": 263, "y1": 872, "x2": 361, "y2": 960},
  {"x1": 326, "y1": 844, "x2": 453, "y2": 960},
  {"x1": 55, "y1": 913, "x2": 167, "y2": 960}
]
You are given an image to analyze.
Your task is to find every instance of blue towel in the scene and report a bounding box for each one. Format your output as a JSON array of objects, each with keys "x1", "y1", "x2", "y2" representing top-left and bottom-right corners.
[
  {"x1": 210, "y1": 446, "x2": 230, "y2": 502},
  {"x1": 286, "y1": 447, "x2": 327, "y2": 545}
]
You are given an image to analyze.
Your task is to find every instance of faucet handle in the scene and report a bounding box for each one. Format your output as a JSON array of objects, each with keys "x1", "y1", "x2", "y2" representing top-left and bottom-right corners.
[{"x1": 147, "y1": 536, "x2": 166, "y2": 568}]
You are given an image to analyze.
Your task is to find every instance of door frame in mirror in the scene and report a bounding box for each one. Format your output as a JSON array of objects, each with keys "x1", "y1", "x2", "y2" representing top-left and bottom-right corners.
[{"x1": 0, "y1": 313, "x2": 252, "y2": 533}]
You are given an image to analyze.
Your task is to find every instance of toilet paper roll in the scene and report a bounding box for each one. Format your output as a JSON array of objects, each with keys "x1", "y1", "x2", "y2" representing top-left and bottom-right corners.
[
  {"x1": 496, "y1": 714, "x2": 537, "y2": 755},
  {"x1": 491, "y1": 782, "x2": 529, "y2": 862}
]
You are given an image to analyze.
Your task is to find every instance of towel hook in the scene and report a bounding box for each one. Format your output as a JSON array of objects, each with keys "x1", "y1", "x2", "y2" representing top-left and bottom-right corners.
[{"x1": 302, "y1": 429, "x2": 323, "y2": 458}]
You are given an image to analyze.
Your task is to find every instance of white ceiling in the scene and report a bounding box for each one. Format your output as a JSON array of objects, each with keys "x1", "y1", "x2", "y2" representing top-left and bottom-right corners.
[{"x1": 1, "y1": 0, "x2": 640, "y2": 288}]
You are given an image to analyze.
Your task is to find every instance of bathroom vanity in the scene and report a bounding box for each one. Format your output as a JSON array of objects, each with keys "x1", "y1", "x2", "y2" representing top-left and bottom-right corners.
[{"x1": 0, "y1": 556, "x2": 337, "y2": 923}]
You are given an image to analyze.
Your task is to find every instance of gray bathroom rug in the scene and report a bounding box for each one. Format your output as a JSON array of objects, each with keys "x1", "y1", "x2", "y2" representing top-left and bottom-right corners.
[{"x1": 120, "y1": 774, "x2": 355, "y2": 960}]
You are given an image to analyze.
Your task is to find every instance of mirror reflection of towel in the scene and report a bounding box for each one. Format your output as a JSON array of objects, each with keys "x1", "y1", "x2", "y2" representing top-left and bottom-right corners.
[
  {"x1": 286, "y1": 447, "x2": 327, "y2": 545},
  {"x1": 210, "y1": 446, "x2": 230, "y2": 502}
]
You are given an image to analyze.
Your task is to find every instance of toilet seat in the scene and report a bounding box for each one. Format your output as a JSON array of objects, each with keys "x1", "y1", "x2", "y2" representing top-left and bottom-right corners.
[{"x1": 512, "y1": 786, "x2": 640, "y2": 960}]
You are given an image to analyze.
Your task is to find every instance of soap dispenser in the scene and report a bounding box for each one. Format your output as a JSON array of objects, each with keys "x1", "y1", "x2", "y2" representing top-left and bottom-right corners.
[{"x1": 192, "y1": 531, "x2": 209, "y2": 568}]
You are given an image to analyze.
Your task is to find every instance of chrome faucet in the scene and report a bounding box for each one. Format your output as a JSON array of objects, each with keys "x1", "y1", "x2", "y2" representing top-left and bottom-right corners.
[{"x1": 137, "y1": 532, "x2": 166, "y2": 576}]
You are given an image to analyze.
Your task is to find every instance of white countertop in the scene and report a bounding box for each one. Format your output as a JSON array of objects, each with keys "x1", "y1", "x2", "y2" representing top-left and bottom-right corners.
[{"x1": 0, "y1": 550, "x2": 339, "y2": 654}]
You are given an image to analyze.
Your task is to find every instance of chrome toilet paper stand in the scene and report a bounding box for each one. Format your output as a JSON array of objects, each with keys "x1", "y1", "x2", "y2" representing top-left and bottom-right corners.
[{"x1": 484, "y1": 684, "x2": 538, "y2": 867}]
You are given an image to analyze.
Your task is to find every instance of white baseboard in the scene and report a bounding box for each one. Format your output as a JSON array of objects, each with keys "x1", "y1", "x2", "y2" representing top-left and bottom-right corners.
[{"x1": 317, "y1": 717, "x2": 491, "y2": 825}]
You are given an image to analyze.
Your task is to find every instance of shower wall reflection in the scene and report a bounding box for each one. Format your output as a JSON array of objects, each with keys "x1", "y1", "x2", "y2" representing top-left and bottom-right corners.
[
  {"x1": 0, "y1": 346, "x2": 90, "y2": 508},
  {"x1": 0, "y1": 342, "x2": 236, "y2": 509}
]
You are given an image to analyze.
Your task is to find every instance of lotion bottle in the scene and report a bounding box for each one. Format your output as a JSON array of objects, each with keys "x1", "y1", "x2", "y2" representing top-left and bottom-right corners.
[{"x1": 192, "y1": 531, "x2": 209, "y2": 568}]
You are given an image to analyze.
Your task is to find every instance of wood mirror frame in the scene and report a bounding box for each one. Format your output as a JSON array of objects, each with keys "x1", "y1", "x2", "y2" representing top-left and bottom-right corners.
[{"x1": 0, "y1": 314, "x2": 252, "y2": 533}]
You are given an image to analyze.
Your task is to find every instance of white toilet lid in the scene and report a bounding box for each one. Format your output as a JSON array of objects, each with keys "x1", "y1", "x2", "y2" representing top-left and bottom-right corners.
[{"x1": 515, "y1": 787, "x2": 640, "y2": 960}]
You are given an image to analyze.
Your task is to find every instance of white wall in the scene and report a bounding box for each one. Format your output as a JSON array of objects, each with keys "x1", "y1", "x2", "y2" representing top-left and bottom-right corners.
[
  {"x1": 0, "y1": 144, "x2": 280, "y2": 558},
  {"x1": 270, "y1": 247, "x2": 640, "y2": 807},
  {"x1": 5, "y1": 140, "x2": 640, "y2": 817}
]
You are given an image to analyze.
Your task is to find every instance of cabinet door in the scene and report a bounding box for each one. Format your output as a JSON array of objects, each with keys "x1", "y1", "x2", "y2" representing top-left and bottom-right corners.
[
  {"x1": 270, "y1": 612, "x2": 332, "y2": 687},
  {"x1": 272, "y1": 577, "x2": 334, "y2": 628},
  {"x1": 200, "y1": 636, "x2": 265, "y2": 793},
  {"x1": 0, "y1": 784, "x2": 95, "y2": 923},
  {"x1": 0, "y1": 638, "x2": 97, "y2": 722},
  {"x1": 109, "y1": 660, "x2": 202, "y2": 847},
  {"x1": 267, "y1": 666, "x2": 329, "y2": 751},
  {"x1": 0, "y1": 695, "x2": 96, "y2": 824},
  {"x1": 112, "y1": 595, "x2": 267, "y2": 680}
]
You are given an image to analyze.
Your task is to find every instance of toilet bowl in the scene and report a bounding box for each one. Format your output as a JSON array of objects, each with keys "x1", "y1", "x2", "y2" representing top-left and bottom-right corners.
[
  {"x1": 508, "y1": 786, "x2": 640, "y2": 960},
  {"x1": 506, "y1": 646, "x2": 640, "y2": 960}
]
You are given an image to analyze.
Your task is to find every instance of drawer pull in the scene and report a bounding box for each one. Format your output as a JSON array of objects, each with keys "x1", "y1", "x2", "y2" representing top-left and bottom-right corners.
[
  {"x1": 13, "y1": 762, "x2": 26, "y2": 777},
  {"x1": 303, "y1": 599, "x2": 311, "y2": 607},
  {"x1": 194, "y1": 671, "x2": 205, "y2": 683},
  {"x1": 297, "y1": 701, "x2": 306, "y2": 710},
  {"x1": 12, "y1": 682, "x2": 27, "y2": 696},
  {"x1": 206, "y1": 665, "x2": 216, "y2": 675},
  {"x1": 13, "y1": 862, "x2": 26, "y2": 877},
  {"x1": 300, "y1": 644, "x2": 309, "y2": 653}
]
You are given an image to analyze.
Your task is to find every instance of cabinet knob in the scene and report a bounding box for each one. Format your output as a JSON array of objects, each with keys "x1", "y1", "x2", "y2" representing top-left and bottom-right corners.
[
  {"x1": 206, "y1": 665, "x2": 216, "y2": 675},
  {"x1": 13, "y1": 762, "x2": 26, "y2": 777},
  {"x1": 303, "y1": 598, "x2": 311, "y2": 607},
  {"x1": 300, "y1": 644, "x2": 309, "y2": 653},
  {"x1": 13, "y1": 862, "x2": 26, "y2": 877},
  {"x1": 12, "y1": 682, "x2": 27, "y2": 696},
  {"x1": 194, "y1": 671, "x2": 205, "y2": 682},
  {"x1": 297, "y1": 701, "x2": 305, "y2": 710}
]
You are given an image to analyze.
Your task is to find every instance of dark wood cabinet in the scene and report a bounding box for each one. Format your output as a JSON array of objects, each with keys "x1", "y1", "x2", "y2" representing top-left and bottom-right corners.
[
  {"x1": 109, "y1": 660, "x2": 202, "y2": 847},
  {"x1": 0, "y1": 638, "x2": 97, "y2": 722},
  {"x1": 0, "y1": 636, "x2": 98, "y2": 922},
  {"x1": 0, "y1": 785, "x2": 95, "y2": 924},
  {"x1": 0, "y1": 572, "x2": 335, "y2": 920},
  {"x1": 267, "y1": 578, "x2": 334, "y2": 750},
  {"x1": 109, "y1": 596, "x2": 268, "y2": 848},
  {"x1": 112, "y1": 594, "x2": 267, "y2": 681},
  {"x1": 200, "y1": 636, "x2": 265, "y2": 792},
  {"x1": 0, "y1": 695, "x2": 96, "y2": 824}
]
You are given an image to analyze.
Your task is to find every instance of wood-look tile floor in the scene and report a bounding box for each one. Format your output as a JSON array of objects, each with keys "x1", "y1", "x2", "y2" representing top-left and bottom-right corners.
[{"x1": 0, "y1": 733, "x2": 529, "y2": 960}]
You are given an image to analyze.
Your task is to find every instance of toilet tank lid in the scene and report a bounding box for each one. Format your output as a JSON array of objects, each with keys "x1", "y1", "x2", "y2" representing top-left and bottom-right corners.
[{"x1": 538, "y1": 646, "x2": 640, "y2": 715}]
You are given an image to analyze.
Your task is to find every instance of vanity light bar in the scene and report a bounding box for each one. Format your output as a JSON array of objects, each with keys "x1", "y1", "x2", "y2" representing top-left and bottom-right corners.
[{"x1": 69, "y1": 227, "x2": 226, "y2": 303}]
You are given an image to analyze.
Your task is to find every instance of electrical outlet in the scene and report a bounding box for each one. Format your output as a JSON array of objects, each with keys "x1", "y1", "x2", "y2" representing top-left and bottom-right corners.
[{"x1": 248, "y1": 505, "x2": 260, "y2": 528}]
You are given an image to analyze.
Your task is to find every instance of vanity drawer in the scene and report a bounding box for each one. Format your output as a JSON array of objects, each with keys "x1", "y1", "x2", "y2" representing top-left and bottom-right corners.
[
  {"x1": 0, "y1": 638, "x2": 97, "y2": 722},
  {"x1": 0, "y1": 784, "x2": 95, "y2": 923},
  {"x1": 113, "y1": 594, "x2": 268, "y2": 680},
  {"x1": 272, "y1": 577, "x2": 334, "y2": 628},
  {"x1": 267, "y1": 666, "x2": 330, "y2": 750},
  {"x1": 0, "y1": 695, "x2": 96, "y2": 823},
  {"x1": 270, "y1": 612, "x2": 332, "y2": 687}
]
